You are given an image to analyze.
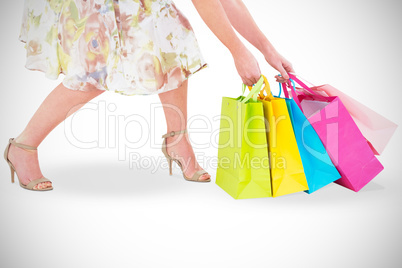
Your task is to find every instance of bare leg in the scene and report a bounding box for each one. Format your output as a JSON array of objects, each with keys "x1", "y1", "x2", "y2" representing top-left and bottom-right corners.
[
  {"x1": 7, "y1": 83, "x2": 105, "y2": 189},
  {"x1": 158, "y1": 80, "x2": 211, "y2": 181}
]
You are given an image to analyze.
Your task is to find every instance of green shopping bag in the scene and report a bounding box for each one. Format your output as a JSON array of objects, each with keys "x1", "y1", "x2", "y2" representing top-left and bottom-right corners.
[{"x1": 216, "y1": 77, "x2": 272, "y2": 199}]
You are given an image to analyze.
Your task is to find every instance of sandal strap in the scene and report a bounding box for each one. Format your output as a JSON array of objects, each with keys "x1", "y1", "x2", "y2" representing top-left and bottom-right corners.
[
  {"x1": 23, "y1": 177, "x2": 51, "y2": 190},
  {"x1": 162, "y1": 129, "x2": 187, "y2": 139},
  {"x1": 191, "y1": 169, "x2": 208, "y2": 181},
  {"x1": 9, "y1": 138, "x2": 37, "y2": 150}
]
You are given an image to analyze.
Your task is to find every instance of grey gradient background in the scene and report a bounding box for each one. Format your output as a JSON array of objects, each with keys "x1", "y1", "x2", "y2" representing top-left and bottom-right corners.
[{"x1": 1, "y1": 0, "x2": 401, "y2": 267}]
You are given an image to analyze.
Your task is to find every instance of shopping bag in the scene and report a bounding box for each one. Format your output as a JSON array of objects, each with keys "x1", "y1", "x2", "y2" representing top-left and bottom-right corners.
[
  {"x1": 216, "y1": 76, "x2": 272, "y2": 199},
  {"x1": 279, "y1": 81, "x2": 341, "y2": 194},
  {"x1": 288, "y1": 73, "x2": 384, "y2": 192},
  {"x1": 256, "y1": 76, "x2": 309, "y2": 197},
  {"x1": 306, "y1": 83, "x2": 397, "y2": 155}
]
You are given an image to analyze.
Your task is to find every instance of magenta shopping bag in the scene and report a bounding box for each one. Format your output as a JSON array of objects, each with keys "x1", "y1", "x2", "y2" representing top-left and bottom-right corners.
[
  {"x1": 306, "y1": 84, "x2": 397, "y2": 155},
  {"x1": 287, "y1": 73, "x2": 384, "y2": 192}
]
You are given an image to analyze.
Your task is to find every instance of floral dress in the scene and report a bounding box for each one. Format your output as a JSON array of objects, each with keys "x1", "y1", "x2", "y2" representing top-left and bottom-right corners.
[{"x1": 19, "y1": 0, "x2": 207, "y2": 96}]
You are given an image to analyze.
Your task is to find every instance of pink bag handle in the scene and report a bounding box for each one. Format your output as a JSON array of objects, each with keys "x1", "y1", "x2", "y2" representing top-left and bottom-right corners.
[
  {"x1": 287, "y1": 73, "x2": 317, "y2": 95},
  {"x1": 284, "y1": 73, "x2": 329, "y2": 103},
  {"x1": 288, "y1": 72, "x2": 316, "y2": 87},
  {"x1": 281, "y1": 79, "x2": 303, "y2": 108},
  {"x1": 278, "y1": 73, "x2": 328, "y2": 110},
  {"x1": 277, "y1": 73, "x2": 312, "y2": 98},
  {"x1": 276, "y1": 75, "x2": 292, "y2": 99}
]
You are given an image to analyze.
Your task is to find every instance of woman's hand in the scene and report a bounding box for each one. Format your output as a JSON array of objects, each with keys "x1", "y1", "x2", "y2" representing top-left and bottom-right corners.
[
  {"x1": 231, "y1": 46, "x2": 261, "y2": 86},
  {"x1": 191, "y1": 0, "x2": 293, "y2": 86},
  {"x1": 191, "y1": 0, "x2": 261, "y2": 86},
  {"x1": 219, "y1": 0, "x2": 295, "y2": 83},
  {"x1": 263, "y1": 48, "x2": 294, "y2": 83}
]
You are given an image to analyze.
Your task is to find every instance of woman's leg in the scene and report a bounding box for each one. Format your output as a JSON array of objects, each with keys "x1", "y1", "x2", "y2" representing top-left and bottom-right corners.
[
  {"x1": 158, "y1": 80, "x2": 211, "y2": 181},
  {"x1": 7, "y1": 83, "x2": 105, "y2": 189}
]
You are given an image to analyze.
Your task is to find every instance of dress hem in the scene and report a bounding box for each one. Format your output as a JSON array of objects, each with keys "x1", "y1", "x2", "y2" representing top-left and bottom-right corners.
[{"x1": 21, "y1": 32, "x2": 208, "y2": 96}]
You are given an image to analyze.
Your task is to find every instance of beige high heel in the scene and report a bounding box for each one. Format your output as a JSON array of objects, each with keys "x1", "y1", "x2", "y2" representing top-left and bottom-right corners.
[
  {"x1": 162, "y1": 130, "x2": 211, "y2": 182},
  {"x1": 4, "y1": 138, "x2": 53, "y2": 191}
]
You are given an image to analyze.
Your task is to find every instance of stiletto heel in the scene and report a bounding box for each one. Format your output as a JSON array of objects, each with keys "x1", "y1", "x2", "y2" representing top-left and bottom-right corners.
[
  {"x1": 4, "y1": 138, "x2": 53, "y2": 191},
  {"x1": 9, "y1": 165, "x2": 15, "y2": 183},
  {"x1": 168, "y1": 158, "x2": 172, "y2": 175},
  {"x1": 161, "y1": 129, "x2": 210, "y2": 182}
]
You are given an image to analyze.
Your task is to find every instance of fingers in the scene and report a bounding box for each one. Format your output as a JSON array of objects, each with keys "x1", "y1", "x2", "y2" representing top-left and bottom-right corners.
[
  {"x1": 242, "y1": 71, "x2": 261, "y2": 87},
  {"x1": 277, "y1": 65, "x2": 289, "y2": 80},
  {"x1": 275, "y1": 75, "x2": 287, "y2": 83},
  {"x1": 268, "y1": 55, "x2": 294, "y2": 82},
  {"x1": 284, "y1": 60, "x2": 295, "y2": 73},
  {"x1": 274, "y1": 61, "x2": 294, "y2": 83},
  {"x1": 246, "y1": 76, "x2": 261, "y2": 87},
  {"x1": 254, "y1": 62, "x2": 261, "y2": 84},
  {"x1": 250, "y1": 74, "x2": 260, "y2": 85},
  {"x1": 245, "y1": 63, "x2": 261, "y2": 86},
  {"x1": 242, "y1": 78, "x2": 253, "y2": 87},
  {"x1": 287, "y1": 65, "x2": 295, "y2": 73}
]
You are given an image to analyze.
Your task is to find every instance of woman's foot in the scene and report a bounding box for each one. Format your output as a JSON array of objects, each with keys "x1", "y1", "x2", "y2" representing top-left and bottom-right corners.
[
  {"x1": 6, "y1": 139, "x2": 52, "y2": 190},
  {"x1": 165, "y1": 132, "x2": 211, "y2": 181}
]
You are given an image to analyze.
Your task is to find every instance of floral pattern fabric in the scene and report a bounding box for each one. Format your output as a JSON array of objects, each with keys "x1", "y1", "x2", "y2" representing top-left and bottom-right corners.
[{"x1": 19, "y1": 0, "x2": 207, "y2": 95}]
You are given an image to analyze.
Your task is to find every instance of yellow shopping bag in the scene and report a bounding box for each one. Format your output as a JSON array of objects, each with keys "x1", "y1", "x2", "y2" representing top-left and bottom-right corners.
[{"x1": 257, "y1": 76, "x2": 309, "y2": 197}]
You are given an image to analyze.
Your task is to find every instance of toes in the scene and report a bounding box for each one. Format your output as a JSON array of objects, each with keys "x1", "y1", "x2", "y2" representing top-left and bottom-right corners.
[
  {"x1": 34, "y1": 183, "x2": 42, "y2": 190},
  {"x1": 200, "y1": 174, "x2": 211, "y2": 181},
  {"x1": 44, "y1": 182, "x2": 52, "y2": 189},
  {"x1": 32, "y1": 182, "x2": 52, "y2": 190}
]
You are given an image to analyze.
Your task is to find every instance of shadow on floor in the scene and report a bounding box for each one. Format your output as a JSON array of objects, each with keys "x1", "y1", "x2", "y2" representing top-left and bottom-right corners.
[
  {"x1": 45, "y1": 160, "x2": 213, "y2": 198},
  {"x1": 31, "y1": 160, "x2": 387, "y2": 205}
]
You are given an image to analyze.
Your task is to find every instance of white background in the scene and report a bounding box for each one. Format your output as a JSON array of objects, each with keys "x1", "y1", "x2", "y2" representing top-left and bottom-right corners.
[{"x1": 0, "y1": 0, "x2": 401, "y2": 267}]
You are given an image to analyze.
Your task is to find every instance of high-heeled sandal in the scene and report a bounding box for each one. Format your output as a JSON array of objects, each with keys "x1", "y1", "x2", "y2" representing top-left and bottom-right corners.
[
  {"x1": 4, "y1": 138, "x2": 53, "y2": 191},
  {"x1": 161, "y1": 130, "x2": 211, "y2": 182}
]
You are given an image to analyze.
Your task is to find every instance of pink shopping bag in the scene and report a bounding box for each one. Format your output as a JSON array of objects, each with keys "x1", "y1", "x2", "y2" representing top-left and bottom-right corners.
[
  {"x1": 287, "y1": 73, "x2": 384, "y2": 192},
  {"x1": 303, "y1": 83, "x2": 397, "y2": 155}
]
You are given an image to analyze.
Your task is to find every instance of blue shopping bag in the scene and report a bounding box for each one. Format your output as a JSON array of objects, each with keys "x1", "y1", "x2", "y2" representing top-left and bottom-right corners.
[{"x1": 280, "y1": 80, "x2": 341, "y2": 194}]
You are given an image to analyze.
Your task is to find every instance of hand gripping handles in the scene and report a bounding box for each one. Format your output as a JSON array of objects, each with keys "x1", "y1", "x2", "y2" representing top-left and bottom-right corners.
[
  {"x1": 241, "y1": 75, "x2": 265, "y2": 103},
  {"x1": 242, "y1": 74, "x2": 275, "y2": 102}
]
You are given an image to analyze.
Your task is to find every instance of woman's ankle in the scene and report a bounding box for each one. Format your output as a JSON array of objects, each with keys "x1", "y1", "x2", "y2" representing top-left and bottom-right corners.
[{"x1": 14, "y1": 133, "x2": 40, "y2": 148}]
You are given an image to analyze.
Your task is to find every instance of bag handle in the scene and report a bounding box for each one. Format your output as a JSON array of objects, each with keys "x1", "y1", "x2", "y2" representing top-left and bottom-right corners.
[
  {"x1": 282, "y1": 73, "x2": 328, "y2": 102},
  {"x1": 246, "y1": 74, "x2": 276, "y2": 101},
  {"x1": 276, "y1": 74, "x2": 291, "y2": 99},
  {"x1": 281, "y1": 76, "x2": 329, "y2": 112},
  {"x1": 287, "y1": 73, "x2": 318, "y2": 96},
  {"x1": 288, "y1": 72, "x2": 316, "y2": 87},
  {"x1": 281, "y1": 78, "x2": 302, "y2": 107},
  {"x1": 241, "y1": 75, "x2": 265, "y2": 103},
  {"x1": 279, "y1": 83, "x2": 287, "y2": 98}
]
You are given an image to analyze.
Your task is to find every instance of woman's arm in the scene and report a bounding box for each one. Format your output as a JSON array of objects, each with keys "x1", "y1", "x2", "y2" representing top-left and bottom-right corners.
[
  {"x1": 219, "y1": 0, "x2": 294, "y2": 81},
  {"x1": 191, "y1": 0, "x2": 261, "y2": 86}
]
